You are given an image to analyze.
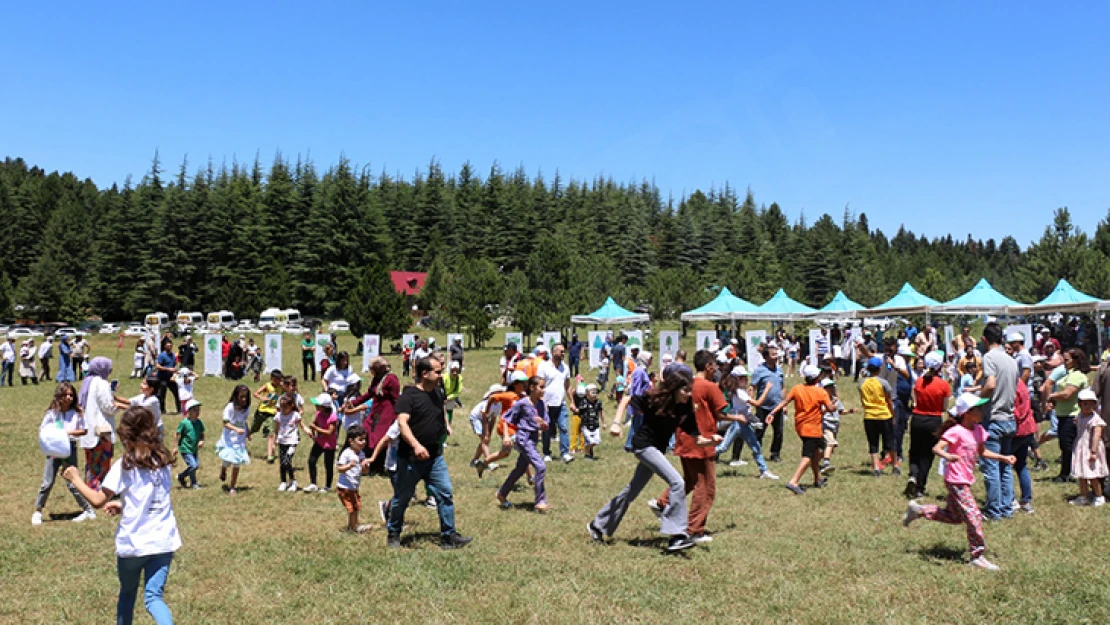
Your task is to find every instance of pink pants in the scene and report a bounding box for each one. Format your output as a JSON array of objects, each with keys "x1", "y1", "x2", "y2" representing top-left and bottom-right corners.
[{"x1": 921, "y1": 482, "x2": 985, "y2": 559}]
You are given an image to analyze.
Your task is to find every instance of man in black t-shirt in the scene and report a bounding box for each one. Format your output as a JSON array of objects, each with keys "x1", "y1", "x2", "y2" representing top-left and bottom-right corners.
[{"x1": 386, "y1": 356, "x2": 472, "y2": 550}]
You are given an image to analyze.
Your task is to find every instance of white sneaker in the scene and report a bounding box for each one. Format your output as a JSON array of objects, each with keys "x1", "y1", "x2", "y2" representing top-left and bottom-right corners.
[
  {"x1": 319, "y1": 487, "x2": 329, "y2": 494},
  {"x1": 31, "y1": 511, "x2": 43, "y2": 526},
  {"x1": 1070, "y1": 496, "x2": 1091, "y2": 506},
  {"x1": 1011, "y1": 499, "x2": 1019, "y2": 511},
  {"x1": 646, "y1": 499, "x2": 663, "y2": 518},
  {"x1": 488, "y1": 463, "x2": 500, "y2": 472},
  {"x1": 562, "y1": 454, "x2": 575, "y2": 464},
  {"x1": 691, "y1": 533, "x2": 713, "y2": 545},
  {"x1": 759, "y1": 470, "x2": 780, "y2": 480},
  {"x1": 969, "y1": 556, "x2": 1000, "y2": 571},
  {"x1": 543, "y1": 455, "x2": 553, "y2": 463},
  {"x1": 278, "y1": 482, "x2": 288, "y2": 492},
  {"x1": 303, "y1": 484, "x2": 318, "y2": 493},
  {"x1": 1094, "y1": 496, "x2": 1106, "y2": 507},
  {"x1": 728, "y1": 459, "x2": 749, "y2": 467},
  {"x1": 72, "y1": 510, "x2": 96, "y2": 523},
  {"x1": 902, "y1": 500, "x2": 924, "y2": 527},
  {"x1": 288, "y1": 481, "x2": 298, "y2": 493}
]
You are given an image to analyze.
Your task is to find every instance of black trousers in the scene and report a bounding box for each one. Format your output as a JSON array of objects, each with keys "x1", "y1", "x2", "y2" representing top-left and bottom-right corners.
[
  {"x1": 907, "y1": 414, "x2": 942, "y2": 492},
  {"x1": 307, "y1": 443, "x2": 335, "y2": 488},
  {"x1": 279, "y1": 443, "x2": 297, "y2": 483},
  {"x1": 1058, "y1": 416, "x2": 1077, "y2": 480},
  {"x1": 303, "y1": 359, "x2": 315, "y2": 381},
  {"x1": 755, "y1": 407, "x2": 784, "y2": 457},
  {"x1": 158, "y1": 379, "x2": 181, "y2": 413},
  {"x1": 39, "y1": 358, "x2": 51, "y2": 380}
]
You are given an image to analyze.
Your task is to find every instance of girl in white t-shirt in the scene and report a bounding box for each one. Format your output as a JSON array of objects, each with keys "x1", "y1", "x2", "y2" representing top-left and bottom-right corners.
[
  {"x1": 63, "y1": 405, "x2": 182, "y2": 624},
  {"x1": 272, "y1": 394, "x2": 302, "y2": 492},
  {"x1": 131, "y1": 340, "x2": 145, "y2": 379},
  {"x1": 176, "y1": 368, "x2": 196, "y2": 405},
  {"x1": 216, "y1": 385, "x2": 252, "y2": 495},
  {"x1": 32, "y1": 382, "x2": 95, "y2": 525}
]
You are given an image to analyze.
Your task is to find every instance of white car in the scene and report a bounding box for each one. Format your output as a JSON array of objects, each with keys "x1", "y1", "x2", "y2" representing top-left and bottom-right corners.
[
  {"x1": 329, "y1": 320, "x2": 350, "y2": 332},
  {"x1": 283, "y1": 323, "x2": 307, "y2": 335},
  {"x1": 55, "y1": 327, "x2": 88, "y2": 338},
  {"x1": 9, "y1": 327, "x2": 45, "y2": 339},
  {"x1": 99, "y1": 323, "x2": 121, "y2": 334},
  {"x1": 124, "y1": 326, "x2": 150, "y2": 337}
]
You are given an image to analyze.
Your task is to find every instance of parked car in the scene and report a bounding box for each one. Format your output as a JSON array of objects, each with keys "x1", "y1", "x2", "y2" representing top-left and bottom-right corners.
[
  {"x1": 55, "y1": 327, "x2": 88, "y2": 338},
  {"x1": 124, "y1": 325, "x2": 150, "y2": 337},
  {"x1": 283, "y1": 323, "x2": 307, "y2": 335},
  {"x1": 329, "y1": 320, "x2": 350, "y2": 332},
  {"x1": 0, "y1": 325, "x2": 10, "y2": 335},
  {"x1": 98, "y1": 323, "x2": 121, "y2": 334},
  {"x1": 9, "y1": 327, "x2": 45, "y2": 339}
]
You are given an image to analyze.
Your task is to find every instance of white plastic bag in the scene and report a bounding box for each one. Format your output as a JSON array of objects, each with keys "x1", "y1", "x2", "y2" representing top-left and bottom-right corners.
[{"x1": 39, "y1": 420, "x2": 71, "y2": 458}]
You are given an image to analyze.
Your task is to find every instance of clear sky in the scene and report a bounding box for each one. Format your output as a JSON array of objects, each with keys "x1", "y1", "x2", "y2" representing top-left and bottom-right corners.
[{"x1": 2, "y1": 2, "x2": 1108, "y2": 246}]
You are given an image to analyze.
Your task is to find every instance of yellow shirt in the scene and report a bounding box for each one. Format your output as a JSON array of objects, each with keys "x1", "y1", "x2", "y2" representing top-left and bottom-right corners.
[
  {"x1": 860, "y1": 377, "x2": 893, "y2": 420},
  {"x1": 258, "y1": 382, "x2": 279, "y2": 414}
]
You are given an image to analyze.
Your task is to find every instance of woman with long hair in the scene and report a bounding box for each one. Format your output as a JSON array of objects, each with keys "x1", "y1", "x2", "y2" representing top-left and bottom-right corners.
[
  {"x1": 587, "y1": 368, "x2": 720, "y2": 553},
  {"x1": 32, "y1": 382, "x2": 95, "y2": 525},
  {"x1": 1048, "y1": 348, "x2": 1091, "y2": 482}
]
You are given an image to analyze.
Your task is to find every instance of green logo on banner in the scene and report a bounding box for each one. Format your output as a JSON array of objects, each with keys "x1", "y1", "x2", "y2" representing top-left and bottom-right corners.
[{"x1": 208, "y1": 338, "x2": 218, "y2": 350}]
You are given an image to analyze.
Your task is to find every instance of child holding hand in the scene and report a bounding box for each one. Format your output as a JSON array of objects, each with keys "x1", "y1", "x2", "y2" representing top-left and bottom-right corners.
[{"x1": 336, "y1": 425, "x2": 373, "y2": 533}]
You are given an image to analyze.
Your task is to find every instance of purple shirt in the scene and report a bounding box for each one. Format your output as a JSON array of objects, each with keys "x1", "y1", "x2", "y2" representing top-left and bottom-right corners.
[
  {"x1": 628, "y1": 368, "x2": 652, "y2": 416},
  {"x1": 504, "y1": 397, "x2": 548, "y2": 440}
]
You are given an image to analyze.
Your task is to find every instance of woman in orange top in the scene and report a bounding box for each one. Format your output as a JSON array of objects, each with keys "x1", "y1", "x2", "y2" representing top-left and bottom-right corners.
[{"x1": 766, "y1": 365, "x2": 833, "y2": 495}]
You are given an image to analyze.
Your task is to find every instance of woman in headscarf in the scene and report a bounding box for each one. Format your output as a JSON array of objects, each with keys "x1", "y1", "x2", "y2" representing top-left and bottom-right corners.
[
  {"x1": 78, "y1": 357, "x2": 127, "y2": 491},
  {"x1": 346, "y1": 356, "x2": 400, "y2": 461},
  {"x1": 56, "y1": 336, "x2": 76, "y2": 383}
]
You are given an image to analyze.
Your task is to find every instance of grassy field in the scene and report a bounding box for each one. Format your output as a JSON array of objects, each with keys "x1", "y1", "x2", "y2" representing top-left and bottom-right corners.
[{"x1": 2, "y1": 327, "x2": 1109, "y2": 624}]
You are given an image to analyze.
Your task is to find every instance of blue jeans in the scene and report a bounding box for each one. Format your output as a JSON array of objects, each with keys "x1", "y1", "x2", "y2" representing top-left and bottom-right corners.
[
  {"x1": 387, "y1": 454, "x2": 456, "y2": 537},
  {"x1": 0, "y1": 361, "x2": 12, "y2": 386},
  {"x1": 542, "y1": 404, "x2": 570, "y2": 458},
  {"x1": 117, "y1": 552, "x2": 174, "y2": 625},
  {"x1": 715, "y1": 421, "x2": 768, "y2": 472},
  {"x1": 980, "y1": 419, "x2": 1016, "y2": 519},
  {"x1": 624, "y1": 409, "x2": 644, "y2": 452},
  {"x1": 178, "y1": 453, "x2": 198, "y2": 487}
]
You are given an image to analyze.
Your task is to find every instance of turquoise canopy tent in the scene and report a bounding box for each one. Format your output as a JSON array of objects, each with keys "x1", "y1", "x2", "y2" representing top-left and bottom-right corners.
[
  {"x1": 1011, "y1": 279, "x2": 1109, "y2": 315},
  {"x1": 933, "y1": 278, "x2": 1025, "y2": 315},
  {"x1": 861, "y1": 283, "x2": 940, "y2": 317},
  {"x1": 570, "y1": 297, "x2": 649, "y2": 325},
  {"x1": 733, "y1": 288, "x2": 816, "y2": 321},
  {"x1": 679, "y1": 287, "x2": 759, "y2": 321},
  {"x1": 815, "y1": 290, "x2": 865, "y2": 319}
]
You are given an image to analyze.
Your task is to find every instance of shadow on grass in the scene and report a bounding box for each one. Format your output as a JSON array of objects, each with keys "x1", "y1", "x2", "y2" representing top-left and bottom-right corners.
[
  {"x1": 400, "y1": 531, "x2": 446, "y2": 548},
  {"x1": 47, "y1": 511, "x2": 83, "y2": 521},
  {"x1": 912, "y1": 542, "x2": 967, "y2": 564}
]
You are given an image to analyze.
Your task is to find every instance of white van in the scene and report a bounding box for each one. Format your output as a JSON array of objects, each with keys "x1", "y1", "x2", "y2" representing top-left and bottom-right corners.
[
  {"x1": 145, "y1": 312, "x2": 170, "y2": 330},
  {"x1": 283, "y1": 309, "x2": 302, "y2": 326},
  {"x1": 258, "y1": 308, "x2": 288, "y2": 330},
  {"x1": 176, "y1": 312, "x2": 204, "y2": 331},
  {"x1": 206, "y1": 310, "x2": 236, "y2": 330}
]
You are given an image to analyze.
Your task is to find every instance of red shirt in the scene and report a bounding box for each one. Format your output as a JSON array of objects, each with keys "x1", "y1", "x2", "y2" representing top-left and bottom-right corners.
[
  {"x1": 913, "y1": 375, "x2": 951, "y2": 416},
  {"x1": 673, "y1": 377, "x2": 726, "y2": 459},
  {"x1": 1015, "y1": 379, "x2": 1037, "y2": 437}
]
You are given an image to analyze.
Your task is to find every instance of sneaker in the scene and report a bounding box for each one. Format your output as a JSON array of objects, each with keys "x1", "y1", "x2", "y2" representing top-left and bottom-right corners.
[
  {"x1": 423, "y1": 496, "x2": 438, "y2": 509},
  {"x1": 665, "y1": 534, "x2": 696, "y2": 553},
  {"x1": 319, "y1": 487, "x2": 329, "y2": 494},
  {"x1": 1095, "y1": 496, "x2": 1106, "y2": 507},
  {"x1": 228, "y1": 488, "x2": 238, "y2": 496},
  {"x1": 31, "y1": 511, "x2": 43, "y2": 526},
  {"x1": 440, "y1": 533, "x2": 473, "y2": 550},
  {"x1": 1069, "y1": 496, "x2": 1091, "y2": 506},
  {"x1": 728, "y1": 459, "x2": 749, "y2": 467},
  {"x1": 586, "y1": 521, "x2": 604, "y2": 542},
  {"x1": 303, "y1": 484, "x2": 319, "y2": 493},
  {"x1": 178, "y1": 473, "x2": 188, "y2": 488},
  {"x1": 903, "y1": 477, "x2": 918, "y2": 498},
  {"x1": 1035, "y1": 459, "x2": 1049, "y2": 472},
  {"x1": 759, "y1": 470, "x2": 780, "y2": 480},
  {"x1": 562, "y1": 454, "x2": 575, "y2": 464},
  {"x1": 769, "y1": 455, "x2": 782, "y2": 463},
  {"x1": 378, "y1": 501, "x2": 390, "y2": 524},
  {"x1": 469, "y1": 458, "x2": 480, "y2": 468},
  {"x1": 690, "y1": 533, "x2": 713, "y2": 545},
  {"x1": 288, "y1": 481, "x2": 298, "y2": 493},
  {"x1": 267, "y1": 456, "x2": 276, "y2": 464},
  {"x1": 646, "y1": 499, "x2": 664, "y2": 518},
  {"x1": 475, "y1": 459, "x2": 486, "y2": 479},
  {"x1": 278, "y1": 482, "x2": 288, "y2": 492},
  {"x1": 902, "y1": 500, "x2": 924, "y2": 527},
  {"x1": 820, "y1": 460, "x2": 836, "y2": 475},
  {"x1": 543, "y1": 455, "x2": 553, "y2": 463},
  {"x1": 488, "y1": 462, "x2": 500, "y2": 472},
  {"x1": 872, "y1": 469, "x2": 883, "y2": 478},
  {"x1": 354, "y1": 524, "x2": 373, "y2": 534},
  {"x1": 812, "y1": 478, "x2": 828, "y2": 489},
  {"x1": 785, "y1": 483, "x2": 806, "y2": 495},
  {"x1": 1020, "y1": 501, "x2": 1035, "y2": 515},
  {"x1": 891, "y1": 466, "x2": 902, "y2": 476},
  {"x1": 1011, "y1": 499, "x2": 1019, "y2": 511},
  {"x1": 72, "y1": 510, "x2": 96, "y2": 523},
  {"x1": 387, "y1": 533, "x2": 401, "y2": 549},
  {"x1": 192, "y1": 484, "x2": 203, "y2": 490},
  {"x1": 969, "y1": 556, "x2": 1000, "y2": 571}
]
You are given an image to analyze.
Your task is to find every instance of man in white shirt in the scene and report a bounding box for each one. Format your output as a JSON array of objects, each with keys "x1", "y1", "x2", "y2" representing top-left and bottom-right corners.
[
  {"x1": 0, "y1": 337, "x2": 15, "y2": 387},
  {"x1": 72, "y1": 337, "x2": 89, "y2": 380},
  {"x1": 539, "y1": 344, "x2": 576, "y2": 464},
  {"x1": 38, "y1": 337, "x2": 54, "y2": 381}
]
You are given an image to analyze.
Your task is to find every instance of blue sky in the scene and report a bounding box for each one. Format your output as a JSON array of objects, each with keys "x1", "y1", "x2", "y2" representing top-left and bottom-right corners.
[{"x1": 2, "y1": 2, "x2": 1108, "y2": 246}]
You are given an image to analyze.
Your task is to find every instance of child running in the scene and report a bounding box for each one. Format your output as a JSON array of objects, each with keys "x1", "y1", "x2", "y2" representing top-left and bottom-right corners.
[
  {"x1": 131, "y1": 377, "x2": 163, "y2": 438},
  {"x1": 32, "y1": 382, "x2": 94, "y2": 525},
  {"x1": 495, "y1": 376, "x2": 550, "y2": 512},
  {"x1": 902, "y1": 393, "x2": 1016, "y2": 571},
  {"x1": 303, "y1": 393, "x2": 339, "y2": 493},
  {"x1": 216, "y1": 384, "x2": 252, "y2": 495},
  {"x1": 175, "y1": 399, "x2": 205, "y2": 489},
  {"x1": 713, "y1": 367, "x2": 778, "y2": 480},
  {"x1": 577, "y1": 384, "x2": 604, "y2": 460},
  {"x1": 62, "y1": 406, "x2": 182, "y2": 623},
  {"x1": 335, "y1": 425, "x2": 373, "y2": 533},
  {"x1": 766, "y1": 365, "x2": 833, "y2": 495},
  {"x1": 819, "y1": 378, "x2": 856, "y2": 475},
  {"x1": 273, "y1": 394, "x2": 302, "y2": 492},
  {"x1": 251, "y1": 369, "x2": 283, "y2": 463},
  {"x1": 1069, "y1": 389, "x2": 1107, "y2": 506},
  {"x1": 468, "y1": 384, "x2": 505, "y2": 474}
]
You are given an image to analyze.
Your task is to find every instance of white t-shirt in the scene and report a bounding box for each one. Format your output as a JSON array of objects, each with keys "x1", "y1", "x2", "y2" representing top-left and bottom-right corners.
[
  {"x1": 101, "y1": 459, "x2": 182, "y2": 558},
  {"x1": 336, "y1": 448, "x2": 365, "y2": 490},
  {"x1": 469, "y1": 398, "x2": 503, "y2": 423},
  {"x1": 177, "y1": 376, "x2": 194, "y2": 402},
  {"x1": 384, "y1": 422, "x2": 401, "y2": 472},
  {"x1": 413, "y1": 348, "x2": 431, "y2": 363},
  {"x1": 38, "y1": 342, "x2": 52, "y2": 359},
  {"x1": 0, "y1": 342, "x2": 14, "y2": 363},
  {"x1": 272, "y1": 410, "x2": 302, "y2": 445},
  {"x1": 81, "y1": 377, "x2": 117, "y2": 449},
  {"x1": 323, "y1": 368, "x2": 358, "y2": 394},
  {"x1": 540, "y1": 360, "x2": 570, "y2": 407},
  {"x1": 131, "y1": 394, "x2": 163, "y2": 430},
  {"x1": 219, "y1": 403, "x2": 250, "y2": 449},
  {"x1": 732, "y1": 388, "x2": 752, "y2": 418},
  {"x1": 41, "y1": 408, "x2": 85, "y2": 442}
]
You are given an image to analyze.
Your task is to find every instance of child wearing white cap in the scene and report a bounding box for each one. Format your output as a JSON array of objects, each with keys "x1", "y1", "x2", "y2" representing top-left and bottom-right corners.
[
  {"x1": 902, "y1": 393, "x2": 1015, "y2": 571},
  {"x1": 468, "y1": 384, "x2": 506, "y2": 472},
  {"x1": 577, "y1": 384, "x2": 604, "y2": 460},
  {"x1": 1069, "y1": 389, "x2": 1107, "y2": 506},
  {"x1": 176, "y1": 399, "x2": 205, "y2": 489}
]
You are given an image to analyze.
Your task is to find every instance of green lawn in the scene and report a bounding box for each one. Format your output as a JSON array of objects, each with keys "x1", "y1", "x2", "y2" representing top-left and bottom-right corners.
[{"x1": 2, "y1": 328, "x2": 1108, "y2": 624}]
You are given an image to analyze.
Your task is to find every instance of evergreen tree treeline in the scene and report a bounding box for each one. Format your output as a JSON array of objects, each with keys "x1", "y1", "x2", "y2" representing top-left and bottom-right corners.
[{"x1": 2, "y1": 155, "x2": 1110, "y2": 332}]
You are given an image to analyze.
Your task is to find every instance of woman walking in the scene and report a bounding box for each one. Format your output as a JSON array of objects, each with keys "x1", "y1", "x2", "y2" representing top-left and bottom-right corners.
[{"x1": 904, "y1": 353, "x2": 951, "y2": 498}]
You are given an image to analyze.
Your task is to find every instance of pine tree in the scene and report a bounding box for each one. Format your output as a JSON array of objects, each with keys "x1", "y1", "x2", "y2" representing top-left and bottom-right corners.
[{"x1": 343, "y1": 263, "x2": 411, "y2": 339}]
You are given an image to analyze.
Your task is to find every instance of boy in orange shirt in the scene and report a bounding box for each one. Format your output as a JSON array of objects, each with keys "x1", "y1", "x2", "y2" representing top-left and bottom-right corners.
[{"x1": 767, "y1": 365, "x2": 833, "y2": 495}]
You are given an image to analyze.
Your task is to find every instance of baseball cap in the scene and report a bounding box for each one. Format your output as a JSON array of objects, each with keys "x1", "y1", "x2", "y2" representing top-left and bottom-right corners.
[
  {"x1": 661, "y1": 353, "x2": 674, "y2": 364},
  {"x1": 1078, "y1": 389, "x2": 1098, "y2": 402},
  {"x1": 821, "y1": 378, "x2": 836, "y2": 388},
  {"x1": 504, "y1": 342, "x2": 517, "y2": 351},
  {"x1": 509, "y1": 370, "x2": 529, "y2": 384},
  {"x1": 924, "y1": 352, "x2": 943, "y2": 370},
  {"x1": 867, "y1": 356, "x2": 883, "y2": 369},
  {"x1": 1040, "y1": 328, "x2": 1051, "y2": 335},
  {"x1": 585, "y1": 383, "x2": 599, "y2": 393},
  {"x1": 730, "y1": 338, "x2": 739, "y2": 345},
  {"x1": 801, "y1": 365, "x2": 820, "y2": 379},
  {"x1": 184, "y1": 399, "x2": 203, "y2": 412},
  {"x1": 179, "y1": 367, "x2": 192, "y2": 376},
  {"x1": 730, "y1": 366, "x2": 750, "y2": 377},
  {"x1": 898, "y1": 345, "x2": 914, "y2": 357},
  {"x1": 1006, "y1": 332, "x2": 1025, "y2": 343},
  {"x1": 1032, "y1": 355, "x2": 1046, "y2": 363},
  {"x1": 428, "y1": 337, "x2": 436, "y2": 344},
  {"x1": 449, "y1": 360, "x2": 461, "y2": 370},
  {"x1": 483, "y1": 384, "x2": 505, "y2": 399},
  {"x1": 950, "y1": 393, "x2": 989, "y2": 417},
  {"x1": 535, "y1": 344, "x2": 549, "y2": 355},
  {"x1": 311, "y1": 392, "x2": 334, "y2": 407},
  {"x1": 639, "y1": 350, "x2": 652, "y2": 361}
]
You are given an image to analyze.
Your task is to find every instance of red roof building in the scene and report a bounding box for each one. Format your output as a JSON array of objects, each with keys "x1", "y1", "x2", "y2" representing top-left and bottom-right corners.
[{"x1": 390, "y1": 271, "x2": 427, "y2": 296}]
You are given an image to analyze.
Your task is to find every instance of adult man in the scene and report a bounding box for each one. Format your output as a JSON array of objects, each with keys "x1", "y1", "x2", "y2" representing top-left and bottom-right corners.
[
  {"x1": 623, "y1": 350, "x2": 654, "y2": 451},
  {"x1": 500, "y1": 342, "x2": 521, "y2": 385},
  {"x1": 413, "y1": 339, "x2": 432, "y2": 364},
  {"x1": 38, "y1": 336, "x2": 53, "y2": 381},
  {"x1": 663, "y1": 349, "x2": 689, "y2": 378},
  {"x1": 854, "y1": 331, "x2": 879, "y2": 382},
  {"x1": 751, "y1": 344, "x2": 785, "y2": 462},
  {"x1": 979, "y1": 322, "x2": 1018, "y2": 521},
  {"x1": 156, "y1": 341, "x2": 182, "y2": 414},
  {"x1": 567, "y1": 333, "x2": 583, "y2": 378},
  {"x1": 1035, "y1": 327, "x2": 1060, "y2": 355},
  {"x1": 540, "y1": 343, "x2": 576, "y2": 464},
  {"x1": 879, "y1": 338, "x2": 912, "y2": 470},
  {"x1": 299, "y1": 331, "x2": 316, "y2": 381},
  {"x1": 651, "y1": 350, "x2": 727, "y2": 544},
  {"x1": 952, "y1": 326, "x2": 976, "y2": 353},
  {"x1": 815, "y1": 328, "x2": 830, "y2": 363},
  {"x1": 449, "y1": 337, "x2": 464, "y2": 366},
  {"x1": 914, "y1": 325, "x2": 936, "y2": 358},
  {"x1": 610, "y1": 334, "x2": 628, "y2": 377},
  {"x1": 72, "y1": 336, "x2": 89, "y2": 379},
  {"x1": 387, "y1": 357, "x2": 471, "y2": 550},
  {"x1": 178, "y1": 336, "x2": 197, "y2": 369},
  {"x1": 1008, "y1": 332, "x2": 1033, "y2": 384},
  {"x1": 1, "y1": 336, "x2": 15, "y2": 387}
]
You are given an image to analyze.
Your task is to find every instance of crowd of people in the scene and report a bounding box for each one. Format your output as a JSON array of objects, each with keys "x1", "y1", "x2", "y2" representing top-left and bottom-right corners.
[{"x1": 23, "y1": 318, "x2": 1110, "y2": 622}]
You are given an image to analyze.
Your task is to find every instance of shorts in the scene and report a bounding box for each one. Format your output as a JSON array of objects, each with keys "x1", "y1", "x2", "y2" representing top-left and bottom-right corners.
[
  {"x1": 469, "y1": 413, "x2": 484, "y2": 436},
  {"x1": 496, "y1": 421, "x2": 518, "y2": 438},
  {"x1": 250, "y1": 409, "x2": 275, "y2": 436},
  {"x1": 337, "y1": 487, "x2": 361, "y2": 514},
  {"x1": 864, "y1": 419, "x2": 894, "y2": 454},
  {"x1": 822, "y1": 428, "x2": 838, "y2": 448},
  {"x1": 583, "y1": 427, "x2": 601, "y2": 446},
  {"x1": 801, "y1": 436, "x2": 826, "y2": 458}
]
